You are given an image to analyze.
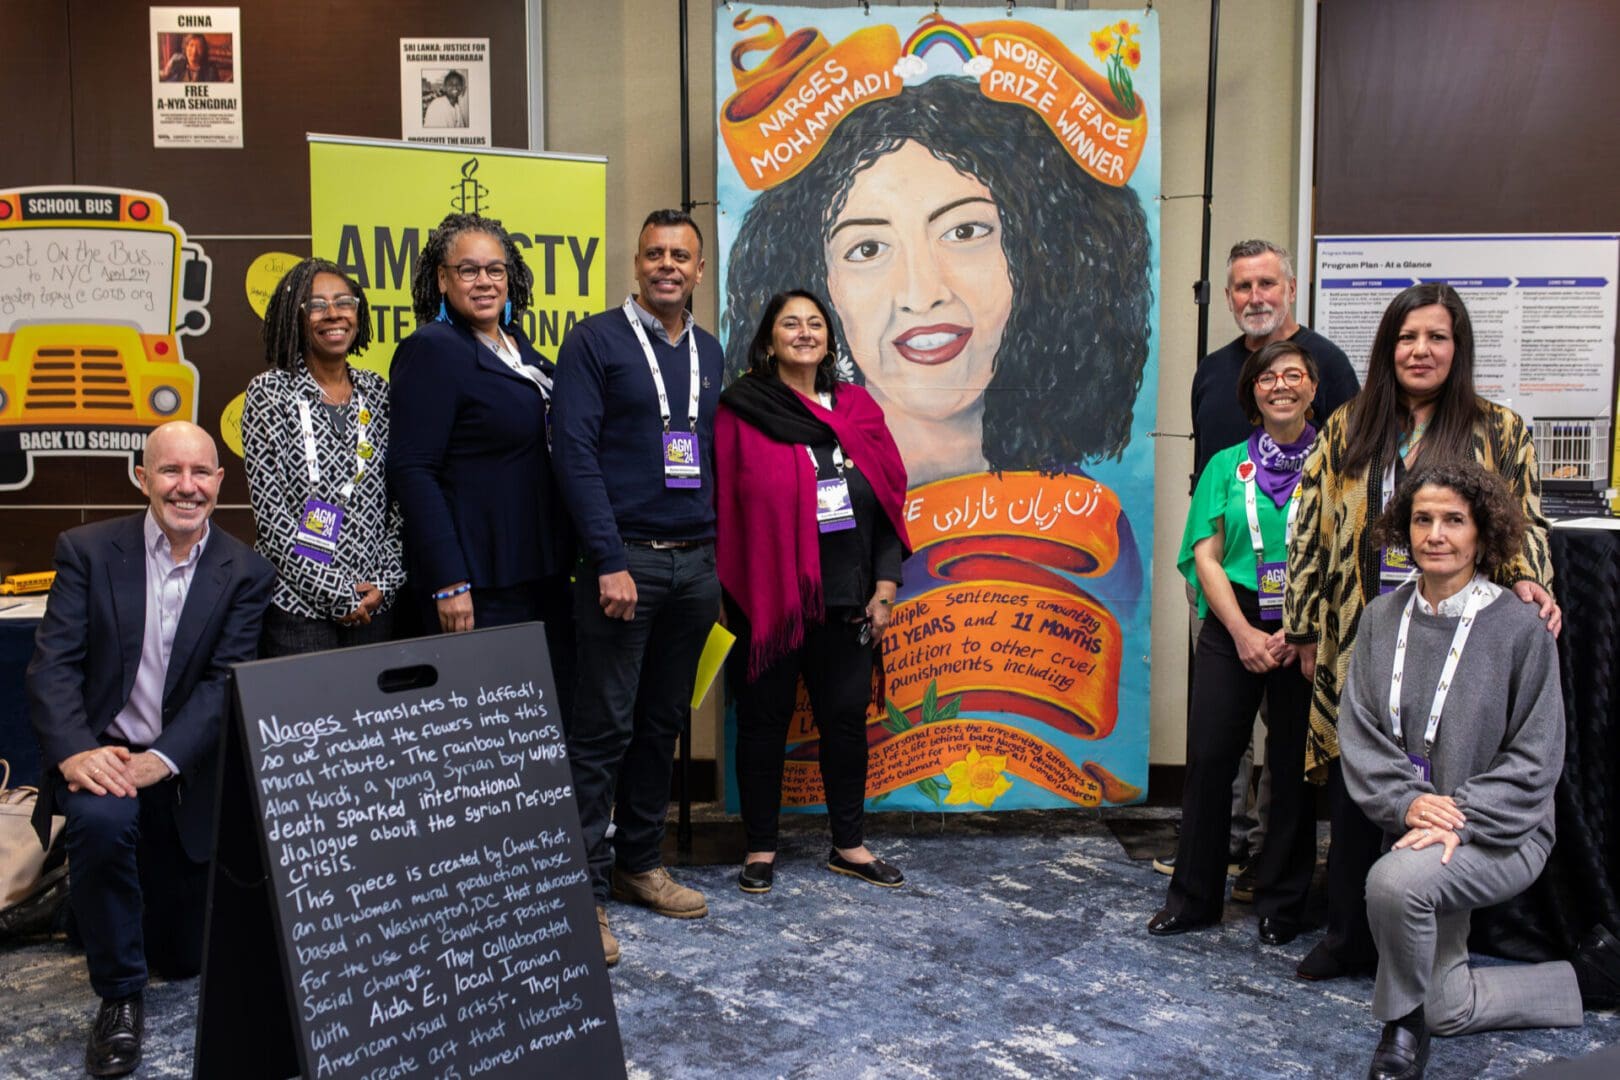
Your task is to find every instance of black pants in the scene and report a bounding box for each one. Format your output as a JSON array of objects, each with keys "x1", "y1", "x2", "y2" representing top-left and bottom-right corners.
[
  {"x1": 1320, "y1": 756, "x2": 1383, "y2": 965},
  {"x1": 728, "y1": 599, "x2": 874, "y2": 853},
  {"x1": 58, "y1": 774, "x2": 207, "y2": 1000},
  {"x1": 1166, "y1": 587, "x2": 1316, "y2": 923},
  {"x1": 565, "y1": 544, "x2": 719, "y2": 904},
  {"x1": 413, "y1": 576, "x2": 576, "y2": 726},
  {"x1": 259, "y1": 604, "x2": 394, "y2": 657},
  {"x1": 471, "y1": 576, "x2": 576, "y2": 728}
]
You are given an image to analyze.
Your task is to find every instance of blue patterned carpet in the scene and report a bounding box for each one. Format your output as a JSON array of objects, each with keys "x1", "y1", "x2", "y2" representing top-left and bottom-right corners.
[{"x1": 3, "y1": 808, "x2": 1616, "y2": 1078}]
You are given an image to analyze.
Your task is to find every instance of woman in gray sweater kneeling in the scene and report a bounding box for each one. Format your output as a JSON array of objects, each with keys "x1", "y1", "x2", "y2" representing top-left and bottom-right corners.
[{"x1": 1340, "y1": 459, "x2": 1619, "y2": 1080}]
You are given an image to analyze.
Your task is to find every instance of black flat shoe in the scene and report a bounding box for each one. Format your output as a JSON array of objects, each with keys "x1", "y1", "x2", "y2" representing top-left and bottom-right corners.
[
  {"x1": 86, "y1": 993, "x2": 143, "y2": 1078},
  {"x1": 827, "y1": 850, "x2": 904, "y2": 887},
  {"x1": 1296, "y1": 940, "x2": 1377, "y2": 981},
  {"x1": 1367, "y1": 1016, "x2": 1429, "y2": 1080},
  {"x1": 738, "y1": 860, "x2": 775, "y2": 894},
  {"x1": 1258, "y1": 917, "x2": 1302, "y2": 946},
  {"x1": 1573, "y1": 924, "x2": 1620, "y2": 1009},
  {"x1": 1146, "y1": 908, "x2": 1218, "y2": 936}
]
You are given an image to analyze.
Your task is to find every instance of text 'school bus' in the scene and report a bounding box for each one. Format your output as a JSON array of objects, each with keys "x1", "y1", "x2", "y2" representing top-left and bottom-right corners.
[{"x1": 0, "y1": 187, "x2": 211, "y2": 486}]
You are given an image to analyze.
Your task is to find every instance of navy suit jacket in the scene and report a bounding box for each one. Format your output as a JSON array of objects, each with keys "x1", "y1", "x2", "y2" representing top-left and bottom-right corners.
[
  {"x1": 387, "y1": 317, "x2": 573, "y2": 594},
  {"x1": 27, "y1": 512, "x2": 275, "y2": 861}
]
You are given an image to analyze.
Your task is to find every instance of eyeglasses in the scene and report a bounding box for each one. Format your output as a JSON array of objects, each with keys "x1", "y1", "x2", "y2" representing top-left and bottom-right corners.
[
  {"x1": 1255, "y1": 368, "x2": 1309, "y2": 389},
  {"x1": 451, "y1": 261, "x2": 508, "y2": 283},
  {"x1": 302, "y1": 296, "x2": 360, "y2": 316}
]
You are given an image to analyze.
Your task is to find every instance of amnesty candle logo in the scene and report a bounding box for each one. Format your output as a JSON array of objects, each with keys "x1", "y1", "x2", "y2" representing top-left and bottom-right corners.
[{"x1": 451, "y1": 159, "x2": 490, "y2": 216}]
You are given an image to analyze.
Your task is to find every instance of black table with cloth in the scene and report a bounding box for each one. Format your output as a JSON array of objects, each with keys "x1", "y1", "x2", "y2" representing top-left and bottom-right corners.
[{"x1": 1474, "y1": 525, "x2": 1620, "y2": 960}]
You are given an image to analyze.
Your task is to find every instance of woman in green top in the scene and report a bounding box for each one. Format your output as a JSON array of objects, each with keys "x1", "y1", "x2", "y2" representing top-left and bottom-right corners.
[{"x1": 1149, "y1": 340, "x2": 1321, "y2": 943}]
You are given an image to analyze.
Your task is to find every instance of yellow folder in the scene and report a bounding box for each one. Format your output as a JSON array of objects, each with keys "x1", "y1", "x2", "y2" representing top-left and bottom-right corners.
[{"x1": 691, "y1": 623, "x2": 736, "y2": 710}]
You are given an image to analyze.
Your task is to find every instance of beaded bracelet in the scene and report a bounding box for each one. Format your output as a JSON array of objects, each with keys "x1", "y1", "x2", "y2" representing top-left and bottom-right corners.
[{"x1": 432, "y1": 583, "x2": 472, "y2": 601}]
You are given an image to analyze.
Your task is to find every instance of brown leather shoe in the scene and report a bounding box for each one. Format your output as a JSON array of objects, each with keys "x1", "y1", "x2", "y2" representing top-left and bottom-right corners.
[
  {"x1": 596, "y1": 905, "x2": 620, "y2": 967},
  {"x1": 611, "y1": 866, "x2": 708, "y2": 918}
]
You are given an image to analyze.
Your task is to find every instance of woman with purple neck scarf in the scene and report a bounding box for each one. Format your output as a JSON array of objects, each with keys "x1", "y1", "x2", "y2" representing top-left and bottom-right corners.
[{"x1": 1149, "y1": 340, "x2": 1321, "y2": 943}]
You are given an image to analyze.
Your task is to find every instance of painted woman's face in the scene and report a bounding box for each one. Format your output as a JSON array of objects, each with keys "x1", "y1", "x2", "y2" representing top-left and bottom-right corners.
[{"x1": 824, "y1": 140, "x2": 1013, "y2": 425}]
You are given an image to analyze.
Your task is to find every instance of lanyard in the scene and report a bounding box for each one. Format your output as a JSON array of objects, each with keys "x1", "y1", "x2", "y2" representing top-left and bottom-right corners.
[
  {"x1": 296, "y1": 389, "x2": 370, "y2": 503},
  {"x1": 1242, "y1": 466, "x2": 1300, "y2": 558},
  {"x1": 1387, "y1": 577, "x2": 1493, "y2": 756},
  {"x1": 802, "y1": 391, "x2": 847, "y2": 476},
  {"x1": 477, "y1": 327, "x2": 548, "y2": 391},
  {"x1": 623, "y1": 298, "x2": 699, "y2": 434}
]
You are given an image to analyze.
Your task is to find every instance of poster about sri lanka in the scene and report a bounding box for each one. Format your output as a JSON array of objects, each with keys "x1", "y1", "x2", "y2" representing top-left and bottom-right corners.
[
  {"x1": 716, "y1": 7, "x2": 1161, "y2": 811},
  {"x1": 149, "y1": 7, "x2": 243, "y2": 149}
]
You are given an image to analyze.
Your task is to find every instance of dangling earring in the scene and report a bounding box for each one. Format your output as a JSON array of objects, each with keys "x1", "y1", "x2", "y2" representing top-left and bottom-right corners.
[
  {"x1": 503, "y1": 300, "x2": 513, "y2": 324},
  {"x1": 435, "y1": 298, "x2": 450, "y2": 323}
]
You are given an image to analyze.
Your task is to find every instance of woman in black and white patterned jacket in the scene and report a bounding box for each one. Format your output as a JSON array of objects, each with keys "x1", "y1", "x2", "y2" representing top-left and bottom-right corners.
[{"x1": 242, "y1": 257, "x2": 406, "y2": 656}]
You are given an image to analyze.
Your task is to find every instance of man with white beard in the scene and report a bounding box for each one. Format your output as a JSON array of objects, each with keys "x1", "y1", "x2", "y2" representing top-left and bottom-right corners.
[{"x1": 1192, "y1": 239, "x2": 1359, "y2": 477}]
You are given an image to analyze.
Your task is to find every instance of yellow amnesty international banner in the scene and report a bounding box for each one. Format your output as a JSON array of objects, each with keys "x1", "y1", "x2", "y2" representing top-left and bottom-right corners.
[{"x1": 307, "y1": 136, "x2": 607, "y2": 377}]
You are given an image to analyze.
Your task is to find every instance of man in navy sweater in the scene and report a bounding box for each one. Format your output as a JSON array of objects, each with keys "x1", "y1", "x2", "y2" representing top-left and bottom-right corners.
[{"x1": 552, "y1": 209, "x2": 724, "y2": 966}]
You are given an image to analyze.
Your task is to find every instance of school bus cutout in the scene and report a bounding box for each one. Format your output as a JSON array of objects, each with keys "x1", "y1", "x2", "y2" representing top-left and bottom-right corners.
[{"x1": 0, "y1": 186, "x2": 211, "y2": 488}]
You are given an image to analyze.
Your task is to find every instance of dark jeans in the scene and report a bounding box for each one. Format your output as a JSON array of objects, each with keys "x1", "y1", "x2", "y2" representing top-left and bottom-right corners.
[
  {"x1": 1321, "y1": 756, "x2": 1384, "y2": 965},
  {"x1": 1167, "y1": 587, "x2": 1316, "y2": 923},
  {"x1": 58, "y1": 775, "x2": 207, "y2": 1000},
  {"x1": 728, "y1": 599, "x2": 874, "y2": 853},
  {"x1": 259, "y1": 603, "x2": 394, "y2": 657},
  {"x1": 566, "y1": 544, "x2": 719, "y2": 904}
]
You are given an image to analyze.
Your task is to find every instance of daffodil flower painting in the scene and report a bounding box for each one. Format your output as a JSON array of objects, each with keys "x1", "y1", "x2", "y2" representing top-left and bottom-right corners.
[{"x1": 943, "y1": 746, "x2": 1014, "y2": 809}]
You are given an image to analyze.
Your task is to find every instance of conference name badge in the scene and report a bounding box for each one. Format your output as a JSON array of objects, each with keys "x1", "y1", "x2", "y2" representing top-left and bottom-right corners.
[
  {"x1": 816, "y1": 477, "x2": 856, "y2": 533},
  {"x1": 1256, "y1": 560, "x2": 1286, "y2": 620},
  {"x1": 662, "y1": 432, "x2": 701, "y2": 488},
  {"x1": 294, "y1": 498, "x2": 343, "y2": 565},
  {"x1": 1406, "y1": 751, "x2": 1432, "y2": 783},
  {"x1": 1380, "y1": 545, "x2": 1415, "y2": 595}
]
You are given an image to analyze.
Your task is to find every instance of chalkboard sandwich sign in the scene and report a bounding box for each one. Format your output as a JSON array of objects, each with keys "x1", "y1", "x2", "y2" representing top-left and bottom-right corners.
[{"x1": 197, "y1": 624, "x2": 626, "y2": 1079}]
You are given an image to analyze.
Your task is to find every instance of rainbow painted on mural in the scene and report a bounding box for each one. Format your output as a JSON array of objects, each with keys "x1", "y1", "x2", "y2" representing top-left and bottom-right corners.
[{"x1": 901, "y1": 18, "x2": 980, "y2": 62}]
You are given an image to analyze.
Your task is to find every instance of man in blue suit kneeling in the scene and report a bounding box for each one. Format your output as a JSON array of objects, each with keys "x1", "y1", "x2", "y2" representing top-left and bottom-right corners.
[{"x1": 27, "y1": 420, "x2": 275, "y2": 1077}]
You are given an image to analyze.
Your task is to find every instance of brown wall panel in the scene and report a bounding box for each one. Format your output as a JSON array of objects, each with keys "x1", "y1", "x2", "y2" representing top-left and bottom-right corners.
[
  {"x1": 1317, "y1": 0, "x2": 1620, "y2": 234},
  {"x1": 66, "y1": 0, "x2": 529, "y2": 235},
  {"x1": 0, "y1": 1, "x2": 74, "y2": 179}
]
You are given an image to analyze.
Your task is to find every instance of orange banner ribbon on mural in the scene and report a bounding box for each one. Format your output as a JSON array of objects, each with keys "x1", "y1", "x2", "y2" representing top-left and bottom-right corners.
[
  {"x1": 720, "y1": 12, "x2": 1149, "y2": 191},
  {"x1": 781, "y1": 719, "x2": 1140, "y2": 809},
  {"x1": 720, "y1": 20, "x2": 902, "y2": 190},
  {"x1": 965, "y1": 21, "x2": 1148, "y2": 186},
  {"x1": 881, "y1": 581, "x2": 1122, "y2": 740},
  {"x1": 905, "y1": 470, "x2": 1122, "y2": 585}
]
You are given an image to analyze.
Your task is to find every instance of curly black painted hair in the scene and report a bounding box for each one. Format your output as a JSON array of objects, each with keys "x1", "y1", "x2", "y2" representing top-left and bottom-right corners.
[
  {"x1": 721, "y1": 77, "x2": 1153, "y2": 469},
  {"x1": 409, "y1": 212, "x2": 535, "y2": 326},
  {"x1": 745, "y1": 290, "x2": 841, "y2": 394},
  {"x1": 1373, "y1": 459, "x2": 1525, "y2": 577},
  {"x1": 261, "y1": 257, "x2": 372, "y2": 372}
]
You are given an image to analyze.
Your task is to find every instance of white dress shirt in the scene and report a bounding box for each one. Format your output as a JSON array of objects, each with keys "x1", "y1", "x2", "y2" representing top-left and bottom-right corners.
[{"x1": 107, "y1": 510, "x2": 211, "y2": 775}]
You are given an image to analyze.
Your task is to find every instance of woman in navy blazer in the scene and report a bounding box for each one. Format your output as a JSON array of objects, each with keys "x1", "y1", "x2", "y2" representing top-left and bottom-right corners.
[{"x1": 388, "y1": 213, "x2": 574, "y2": 698}]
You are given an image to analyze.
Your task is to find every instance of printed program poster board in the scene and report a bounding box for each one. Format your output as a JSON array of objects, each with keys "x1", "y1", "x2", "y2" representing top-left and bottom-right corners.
[
  {"x1": 1313, "y1": 234, "x2": 1619, "y2": 422},
  {"x1": 196, "y1": 626, "x2": 625, "y2": 1079},
  {"x1": 400, "y1": 38, "x2": 493, "y2": 147},
  {"x1": 149, "y1": 7, "x2": 243, "y2": 148},
  {"x1": 715, "y1": 7, "x2": 1161, "y2": 812},
  {"x1": 0, "y1": 186, "x2": 212, "y2": 490},
  {"x1": 308, "y1": 136, "x2": 607, "y2": 367}
]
